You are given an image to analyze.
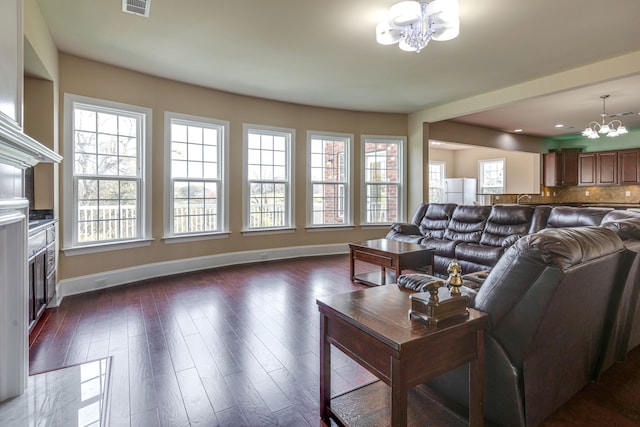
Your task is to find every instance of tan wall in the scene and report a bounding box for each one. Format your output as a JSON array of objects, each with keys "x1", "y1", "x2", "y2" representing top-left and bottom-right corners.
[
  {"x1": 430, "y1": 144, "x2": 541, "y2": 195},
  {"x1": 428, "y1": 148, "x2": 455, "y2": 175},
  {"x1": 56, "y1": 54, "x2": 408, "y2": 280},
  {"x1": 452, "y1": 146, "x2": 541, "y2": 194},
  {"x1": 24, "y1": 77, "x2": 55, "y2": 209}
]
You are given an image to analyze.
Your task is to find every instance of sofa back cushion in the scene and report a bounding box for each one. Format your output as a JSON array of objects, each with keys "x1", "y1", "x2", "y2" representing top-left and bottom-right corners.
[
  {"x1": 475, "y1": 226, "x2": 624, "y2": 334},
  {"x1": 418, "y1": 203, "x2": 456, "y2": 239},
  {"x1": 529, "y1": 205, "x2": 552, "y2": 233},
  {"x1": 546, "y1": 206, "x2": 612, "y2": 228},
  {"x1": 443, "y1": 205, "x2": 491, "y2": 243},
  {"x1": 480, "y1": 205, "x2": 535, "y2": 247},
  {"x1": 409, "y1": 203, "x2": 429, "y2": 226},
  {"x1": 602, "y1": 218, "x2": 640, "y2": 241}
]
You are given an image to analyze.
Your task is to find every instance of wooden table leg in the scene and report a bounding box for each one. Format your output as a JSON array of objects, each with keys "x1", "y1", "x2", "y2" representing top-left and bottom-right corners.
[
  {"x1": 469, "y1": 329, "x2": 485, "y2": 427},
  {"x1": 320, "y1": 314, "x2": 331, "y2": 424},
  {"x1": 349, "y1": 247, "x2": 355, "y2": 281},
  {"x1": 391, "y1": 357, "x2": 408, "y2": 427}
]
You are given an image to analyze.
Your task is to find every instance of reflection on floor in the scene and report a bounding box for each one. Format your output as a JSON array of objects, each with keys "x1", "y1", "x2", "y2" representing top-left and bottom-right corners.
[{"x1": 0, "y1": 357, "x2": 111, "y2": 427}]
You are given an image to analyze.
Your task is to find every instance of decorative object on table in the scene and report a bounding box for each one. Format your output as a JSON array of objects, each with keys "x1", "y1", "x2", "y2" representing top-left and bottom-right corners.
[
  {"x1": 408, "y1": 259, "x2": 469, "y2": 325},
  {"x1": 446, "y1": 258, "x2": 463, "y2": 295}
]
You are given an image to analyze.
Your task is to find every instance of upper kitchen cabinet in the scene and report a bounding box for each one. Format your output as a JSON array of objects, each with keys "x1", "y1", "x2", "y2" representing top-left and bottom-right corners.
[
  {"x1": 0, "y1": 0, "x2": 23, "y2": 130},
  {"x1": 579, "y1": 151, "x2": 618, "y2": 186},
  {"x1": 544, "y1": 149, "x2": 580, "y2": 187},
  {"x1": 619, "y1": 149, "x2": 640, "y2": 185}
]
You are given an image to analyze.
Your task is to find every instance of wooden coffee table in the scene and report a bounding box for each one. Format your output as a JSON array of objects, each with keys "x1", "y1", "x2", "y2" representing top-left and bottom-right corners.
[
  {"x1": 349, "y1": 239, "x2": 434, "y2": 286},
  {"x1": 317, "y1": 285, "x2": 487, "y2": 427}
]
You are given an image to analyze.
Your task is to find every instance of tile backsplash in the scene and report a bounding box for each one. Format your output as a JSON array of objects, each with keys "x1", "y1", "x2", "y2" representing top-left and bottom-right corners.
[{"x1": 492, "y1": 185, "x2": 640, "y2": 206}]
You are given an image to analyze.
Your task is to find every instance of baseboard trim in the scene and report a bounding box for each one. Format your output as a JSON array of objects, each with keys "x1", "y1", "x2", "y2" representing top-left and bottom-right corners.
[{"x1": 52, "y1": 243, "x2": 349, "y2": 306}]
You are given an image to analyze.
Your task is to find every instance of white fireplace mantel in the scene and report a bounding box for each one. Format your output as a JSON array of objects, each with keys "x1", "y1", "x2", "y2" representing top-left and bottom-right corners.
[{"x1": 0, "y1": 115, "x2": 61, "y2": 168}]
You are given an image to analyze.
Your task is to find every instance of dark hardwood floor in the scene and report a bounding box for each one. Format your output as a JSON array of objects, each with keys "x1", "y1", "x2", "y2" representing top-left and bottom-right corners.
[{"x1": 29, "y1": 254, "x2": 640, "y2": 426}]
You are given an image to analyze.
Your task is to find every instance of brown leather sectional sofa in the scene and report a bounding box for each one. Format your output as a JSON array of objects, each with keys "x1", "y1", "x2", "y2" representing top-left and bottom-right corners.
[
  {"x1": 388, "y1": 203, "x2": 640, "y2": 426},
  {"x1": 386, "y1": 203, "x2": 612, "y2": 276}
]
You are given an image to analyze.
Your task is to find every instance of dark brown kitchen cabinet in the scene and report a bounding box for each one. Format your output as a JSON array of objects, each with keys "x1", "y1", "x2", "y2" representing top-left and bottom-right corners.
[
  {"x1": 579, "y1": 151, "x2": 618, "y2": 186},
  {"x1": 579, "y1": 153, "x2": 596, "y2": 185},
  {"x1": 28, "y1": 229, "x2": 47, "y2": 331},
  {"x1": 544, "y1": 149, "x2": 580, "y2": 186},
  {"x1": 619, "y1": 149, "x2": 640, "y2": 185},
  {"x1": 28, "y1": 221, "x2": 57, "y2": 332},
  {"x1": 598, "y1": 151, "x2": 618, "y2": 185}
]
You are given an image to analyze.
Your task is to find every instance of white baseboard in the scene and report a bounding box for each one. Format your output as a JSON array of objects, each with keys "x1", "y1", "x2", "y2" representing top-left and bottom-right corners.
[{"x1": 53, "y1": 243, "x2": 349, "y2": 305}]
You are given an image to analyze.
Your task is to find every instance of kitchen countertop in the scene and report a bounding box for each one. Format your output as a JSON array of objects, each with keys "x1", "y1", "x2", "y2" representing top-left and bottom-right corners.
[{"x1": 28, "y1": 218, "x2": 57, "y2": 234}]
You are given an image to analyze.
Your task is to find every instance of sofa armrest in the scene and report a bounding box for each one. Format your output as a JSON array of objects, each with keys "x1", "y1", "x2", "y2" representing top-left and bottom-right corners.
[
  {"x1": 397, "y1": 274, "x2": 443, "y2": 291},
  {"x1": 501, "y1": 234, "x2": 522, "y2": 248},
  {"x1": 391, "y1": 223, "x2": 421, "y2": 235}
]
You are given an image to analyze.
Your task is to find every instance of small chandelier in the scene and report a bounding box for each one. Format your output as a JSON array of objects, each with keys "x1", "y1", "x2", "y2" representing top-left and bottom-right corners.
[
  {"x1": 376, "y1": 0, "x2": 460, "y2": 53},
  {"x1": 582, "y1": 95, "x2": 628, "y2": 139}
]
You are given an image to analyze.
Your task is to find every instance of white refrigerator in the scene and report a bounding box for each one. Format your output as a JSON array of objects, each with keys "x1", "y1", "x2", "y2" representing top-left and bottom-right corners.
[{"x1": 444, "y1": 178, "x2": 478, "y2": 205}]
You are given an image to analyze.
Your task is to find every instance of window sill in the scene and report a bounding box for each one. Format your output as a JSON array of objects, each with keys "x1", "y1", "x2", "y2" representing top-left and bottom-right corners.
[
  {"x1": 162, "y1": 232, "x2": 230, "y2": 244},
  {"x1": 62, "y1": 238, "x2": 154, "y2": 256},
  {"x1": 241, "y1": 227, "x2": 296, "y2": 236},
  {"x1": 360, "y1": 223, "x2": 392, "y2": 229},
  {"x1": 305, "y1": 225, "x2": 355, "y2": 232}
]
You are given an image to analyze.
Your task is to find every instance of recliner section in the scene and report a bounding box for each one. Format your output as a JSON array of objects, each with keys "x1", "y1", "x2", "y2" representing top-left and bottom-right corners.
[{"x1": 424, "y1": 226, "x2": 632, "y2": 427}]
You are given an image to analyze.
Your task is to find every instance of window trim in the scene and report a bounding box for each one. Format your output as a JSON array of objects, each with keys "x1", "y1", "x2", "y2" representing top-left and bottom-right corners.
[
  {"x1": 163, "y1": 112, "x2": 230, "y2": 242},
  {"x1": 62, "y1": 93, "x2": 152, "y2": 254},
  {"x1": 306, "y1": 130, "x2": 354, "y2": 228},
  {"x1": 478, "y1": 157, "x2": 506, "y2": 194},
  {"x1": 360, "y1": 135, "x2": 406, "y2": 226},
  {"x1": 428, "y1": 161, "x2": 446, "y2": 203},
  {"x1": 242, "y1": 123, "x2": 295, "y2": 233}
]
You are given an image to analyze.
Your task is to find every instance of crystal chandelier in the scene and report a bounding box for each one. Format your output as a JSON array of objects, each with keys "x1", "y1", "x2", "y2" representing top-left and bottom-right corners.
[
  {"x1": 582, "y1": 95, "x2": 628, "y2": 138},
  {"x1": 376, "y1": 0, "x2": 460, "y2": 53}
]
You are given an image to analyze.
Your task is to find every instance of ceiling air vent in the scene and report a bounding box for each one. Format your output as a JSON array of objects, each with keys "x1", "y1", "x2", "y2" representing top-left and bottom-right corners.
[{"x1": 122, "y1": 0, "x2": 150, "y2": 17}]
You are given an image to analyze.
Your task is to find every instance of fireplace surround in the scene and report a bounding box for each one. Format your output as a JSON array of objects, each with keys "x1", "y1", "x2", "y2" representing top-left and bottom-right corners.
[{"x1": 0, "y1": 127, "x2": 60, "y2": 402}]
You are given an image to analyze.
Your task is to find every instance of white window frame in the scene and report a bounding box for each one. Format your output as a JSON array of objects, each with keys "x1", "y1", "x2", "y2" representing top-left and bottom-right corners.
[
  {"x1": 163, "y1": 112, "x2": 229, "y2": 242},
  {"x1": 361, "y1": 135, "x2": 406, "y2": 225},
  {"x1": 306, "y1": 131, "x2": 354, "y2": 228},
  {"x1": 428, "y1": 161, "x2": 446, "y2": 203},
  {"x1": 242, "y1": 124, "x2": 295, "y2": 233},
  {"x1": 479, "y1": 158, "x2": 506, "y2": 194},
  {"x1": 62, "y1": 94, "x2": 152, "y2": 255}
]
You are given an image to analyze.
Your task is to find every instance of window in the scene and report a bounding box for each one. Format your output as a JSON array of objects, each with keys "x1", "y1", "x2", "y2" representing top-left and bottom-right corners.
[
  {"x1": 243, "y1": 124, "x2": 294, "y2": 231},
  {"x1": 63, "y1": 94, "x2": 152, "y2": 252},
  {"x1": 362, "y1": 136, "x2": 404, "y2": 224},
  {"x1": 308, "y1": 132, "x2": 352, "y2": 226},
  {"x1": 479, "y1": 158, "x2": 505, "y2": 194},
  {"x1": 429, "y1": 161, "x2": 446, "y2": 203},
  {"x1": 165, "y1": 113, "x2": 228, "y2": 238}
]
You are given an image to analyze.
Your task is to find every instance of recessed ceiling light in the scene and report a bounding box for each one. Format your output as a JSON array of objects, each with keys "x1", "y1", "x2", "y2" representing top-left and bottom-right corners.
[
  {"x1": 513, "y1": 129, "x2": 523, "y2": 133},
  {"x1": 555, "y1": 124, "x2": 565, "y2": 128},
  {"x1": 431, "y1": 140, "x2": 444, "y2": 145}
]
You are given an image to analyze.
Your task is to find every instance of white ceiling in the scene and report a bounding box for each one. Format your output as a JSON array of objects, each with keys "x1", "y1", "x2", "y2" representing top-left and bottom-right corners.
[{"x1": 31, "y1": 0, "x2": 640, "y2": 137}]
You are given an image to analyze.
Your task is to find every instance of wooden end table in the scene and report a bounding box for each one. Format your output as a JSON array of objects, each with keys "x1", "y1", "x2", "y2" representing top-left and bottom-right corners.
[
  {"x1": 317, "y1": 285, "x2": 487, "y2": 427},
  {"x1": 349, "y1": 239, "x2": 434, "y2": 286}
]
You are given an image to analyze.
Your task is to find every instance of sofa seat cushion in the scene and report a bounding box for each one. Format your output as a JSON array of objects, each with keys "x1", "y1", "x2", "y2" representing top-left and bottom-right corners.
[
  {"x1": 455, "y1": 242, "x2": 504, "y2": 266},
  {"x1": 443, "y1": 205, "x2": 492, "y2": 243},
  {"x1": 422, "y1": 236, "x2": 459, "y2": 258}
]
